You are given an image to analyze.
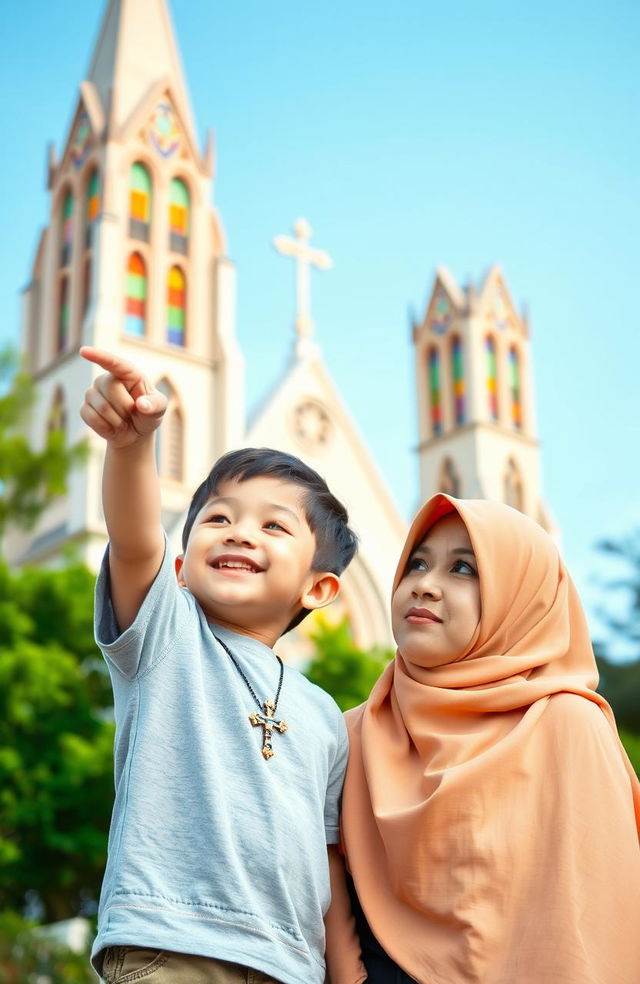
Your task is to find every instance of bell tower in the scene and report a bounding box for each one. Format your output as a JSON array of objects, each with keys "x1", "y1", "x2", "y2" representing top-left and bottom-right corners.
[
  {"x1": 413, "y1": 265, "x2": 554, "y2": 531},
  {"x1": 8, "y1": 0, "x2": 243, "y2": 568}
]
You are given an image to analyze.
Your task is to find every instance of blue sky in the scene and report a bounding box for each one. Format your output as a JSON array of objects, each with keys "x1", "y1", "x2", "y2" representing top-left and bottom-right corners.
[{"x1": 2, "y1": 0, "x2": 639, "y2": 654}]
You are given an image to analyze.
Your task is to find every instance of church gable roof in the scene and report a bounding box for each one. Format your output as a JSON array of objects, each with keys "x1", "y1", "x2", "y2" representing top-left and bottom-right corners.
[
  {"x1": 476, "y1": 264, "x2": 527, "y2": 338},
  {"x1": 86, "y1": 0, "x2": 198, "y2": 152}
]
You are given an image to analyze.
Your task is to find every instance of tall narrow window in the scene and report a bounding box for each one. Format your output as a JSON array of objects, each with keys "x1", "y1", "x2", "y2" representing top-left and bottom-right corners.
[
  {"x1": 124, "y1": 253, "x2": 147, "y2": 337},
  {"x1": 167, "y1": 266, "x2": 186, "y2": 346},
  {"x1": 48, "y1": 387, "x2": 67, "y2": 437},
  {"x1": 60, "y1": 190, "x2": 74, "y2": 267},
  {"x1": 57, "y1": 277, "x2": 70, "y2": 352},
  {"x1": 428, "y1": 348, "x2": 442, "y2": 435},
  {"x1": 509, "y1": 347, "x2": 522, "y2": 429},
  {"x1": 451, "y1": 335, "x2": 465, "y2": 425},
  {"x1": 169, "y1": 178, "x2": 190, "y2": 255},
  {"x1": 439, "y1": 458, "x2": 461, "y2": 497},
  {"x1": 129, "y1": 162, "x2": 152, "y2": 241},
  {"x1": 486, "y1": 335, "x2": 499, "y2": 421},
  {"x1": 504, "y1": 458, "x2": 524, "y2": 511},
  {"x1": 156, "y1": 380, "x2": 184, "y2": 482},
  {"x1": 82, "y1": 257, "x2": 92, "y2": 319},
  {"x1": 85, "y1": 169, "x2": 100, "y2": 246}
]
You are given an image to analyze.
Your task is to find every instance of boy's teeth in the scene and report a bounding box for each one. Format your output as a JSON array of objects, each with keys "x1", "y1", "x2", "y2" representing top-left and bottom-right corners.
[{"x1": 218, "y1": 561, "x2": 253, "y2": 570}]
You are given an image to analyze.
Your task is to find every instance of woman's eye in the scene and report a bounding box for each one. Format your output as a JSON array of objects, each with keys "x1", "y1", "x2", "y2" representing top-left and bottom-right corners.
[
  {"x1": 407, "y1": 556, "x2": 428, "y2": 573},
  {"x1": 453, "y1": 559, "x2": 477, "y2": 576}
]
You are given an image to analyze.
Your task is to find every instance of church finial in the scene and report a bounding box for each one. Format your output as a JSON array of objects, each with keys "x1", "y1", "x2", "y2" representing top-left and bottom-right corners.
[{"x1": 273, "y1": 217, "x2": 332, "y2": 359}]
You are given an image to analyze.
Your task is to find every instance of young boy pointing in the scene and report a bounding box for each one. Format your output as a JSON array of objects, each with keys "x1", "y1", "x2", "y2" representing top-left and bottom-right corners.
[{"x1": 79, "y1": 347, "x2": 365, "y2": 984}]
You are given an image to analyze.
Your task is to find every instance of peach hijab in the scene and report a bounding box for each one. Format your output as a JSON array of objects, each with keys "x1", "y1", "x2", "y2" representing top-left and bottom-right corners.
[{"x1": 342, "y1": 495, "x2": 640, "y2": 984}]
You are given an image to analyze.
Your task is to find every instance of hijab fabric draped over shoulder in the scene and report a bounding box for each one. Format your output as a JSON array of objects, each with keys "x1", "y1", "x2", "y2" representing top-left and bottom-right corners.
[{"x1": 342, "y1": 495, "x2": 640, "y2": 984}]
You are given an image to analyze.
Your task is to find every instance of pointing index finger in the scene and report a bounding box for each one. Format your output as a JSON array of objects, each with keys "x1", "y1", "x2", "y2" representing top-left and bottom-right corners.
[{"x1": 80, "y1": 346, "x2": 149, "y2": 392}]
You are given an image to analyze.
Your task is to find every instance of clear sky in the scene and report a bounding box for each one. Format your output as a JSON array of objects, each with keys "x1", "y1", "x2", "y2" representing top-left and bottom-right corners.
[{"x1": 2, "y1": 0, "x2": 639, "y2": 654}]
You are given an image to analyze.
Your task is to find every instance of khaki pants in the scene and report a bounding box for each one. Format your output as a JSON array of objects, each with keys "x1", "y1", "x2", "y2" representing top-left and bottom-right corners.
[{"x1": 100, "y1": 947, "x2": 282, "y2": 984}]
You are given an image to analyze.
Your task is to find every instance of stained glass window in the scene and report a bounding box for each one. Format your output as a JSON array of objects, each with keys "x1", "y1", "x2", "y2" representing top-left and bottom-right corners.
[
  {"x1": 167, "y1": 266, "x2": 186, "y2": 346},
  {"x1": 85, "y1": 169, "x2": 100, "y2": 246},
  {"x1": 452, "y1": 336, "x2": 465, "y2": 425},
  {"x1": 60, "y1": 190, "x2": 74, "y2": 267},
  {"x1": 486, "y1": 336, "x2": 499, "y2": 421},
  {"x1": 428, "y1": 348, "x2": 442, "y2": 435},
  {"x1": 509, "y1": 347, "x2": 522, "y2": 429},
  {"x1": 124, "y1": 253, "x2": 147, "y2": 337},
  {"x1": 129, "y1": 163, "x2": 152, "y2": 242},
  {"x1": 57, "y1": 277, "x2": 70, "y2": 352},
  {"x1": 169, "y1": 178, "x2": 190, "y2": 255}
]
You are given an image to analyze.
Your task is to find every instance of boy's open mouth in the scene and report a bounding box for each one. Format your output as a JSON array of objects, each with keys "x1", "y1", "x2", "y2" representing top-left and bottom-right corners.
[{"x1": 209, "y1": 554, "x2": 263, "y2": 573}]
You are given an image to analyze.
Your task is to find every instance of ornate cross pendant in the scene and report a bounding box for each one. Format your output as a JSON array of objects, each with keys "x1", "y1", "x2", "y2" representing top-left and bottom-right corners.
[{"x1": 248, "y1": 700, "x2": 288, "y2": 759}]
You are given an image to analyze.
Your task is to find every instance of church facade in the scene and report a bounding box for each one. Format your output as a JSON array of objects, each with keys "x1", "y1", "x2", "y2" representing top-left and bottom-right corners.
[{"x1": 7, "y1": 0, "x2": 554, "y2": 655}]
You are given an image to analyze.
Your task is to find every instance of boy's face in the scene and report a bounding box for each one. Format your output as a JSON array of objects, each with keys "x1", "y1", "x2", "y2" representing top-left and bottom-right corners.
[{"x1": 176, "y1": 475, "x2": 340, "y2": 646}]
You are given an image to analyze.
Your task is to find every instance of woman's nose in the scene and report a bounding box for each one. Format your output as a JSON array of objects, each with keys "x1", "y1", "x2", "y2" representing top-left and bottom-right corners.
[{"x1": 412, "y1": 572, "x2": 442, "y2": 600}]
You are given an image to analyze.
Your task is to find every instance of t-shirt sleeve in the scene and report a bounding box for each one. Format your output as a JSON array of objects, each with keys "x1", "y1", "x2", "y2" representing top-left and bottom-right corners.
[
  {"x1": 94, "y1": 532, "x2": 191, "y2": 680},
  {"x1": 324, "y1": 709, "x2": 349, "y2": 845}
]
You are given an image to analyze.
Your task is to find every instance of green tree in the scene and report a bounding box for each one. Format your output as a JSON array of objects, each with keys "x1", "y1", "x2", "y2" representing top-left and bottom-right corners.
[
  {"x1": 596, "y1": 530, "x2": 640, "y2": 654},
  {"x1": 304, "y1": 617, "x2": 392, "y2": 711},
  {"x1": 0, "y1": 911, "x2": 94, "y2": 984},
  {"x1": 0, "y1": 562, "x2": 113, "y2": 922},
  {"x1": 0, "y1": 348, "x2": 86, "y2": 545}
]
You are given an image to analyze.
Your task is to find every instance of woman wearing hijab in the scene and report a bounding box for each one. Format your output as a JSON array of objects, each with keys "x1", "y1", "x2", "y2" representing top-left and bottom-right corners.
[{"x1": 339, "y1": 495, "x2": 640, "y2": 984}]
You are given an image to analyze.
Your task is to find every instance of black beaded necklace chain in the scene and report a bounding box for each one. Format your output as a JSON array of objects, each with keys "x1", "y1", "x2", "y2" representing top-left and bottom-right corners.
[{"x1": 214, "y1": 634, "x2": 288, "y2": 760}]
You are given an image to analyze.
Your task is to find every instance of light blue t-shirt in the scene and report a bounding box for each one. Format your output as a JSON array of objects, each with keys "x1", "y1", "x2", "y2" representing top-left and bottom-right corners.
[{"x1": 91, "y1": 537, "x2": 348, "y2": 984}]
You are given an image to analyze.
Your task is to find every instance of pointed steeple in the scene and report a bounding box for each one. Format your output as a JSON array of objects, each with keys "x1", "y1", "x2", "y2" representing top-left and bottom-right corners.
[{"x1": 86, "y1": 0, "x2": 197, "y2": 147}]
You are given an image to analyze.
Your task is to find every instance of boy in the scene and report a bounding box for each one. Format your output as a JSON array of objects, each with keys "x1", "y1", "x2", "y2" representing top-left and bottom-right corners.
[{"x1": 79, "y1": 346, "x2": 364, "y2": 984}]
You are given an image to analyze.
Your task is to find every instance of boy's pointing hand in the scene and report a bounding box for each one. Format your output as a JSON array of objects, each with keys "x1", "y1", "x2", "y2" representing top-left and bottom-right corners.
[{"x1": 80, "y1": 346, "x2": 167, "y2": 448}]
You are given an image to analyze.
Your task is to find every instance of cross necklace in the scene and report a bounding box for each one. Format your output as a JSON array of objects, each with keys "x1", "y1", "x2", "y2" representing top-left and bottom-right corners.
[{"x1": 214, "y1": 635, "x2": 288, "y2": 760}]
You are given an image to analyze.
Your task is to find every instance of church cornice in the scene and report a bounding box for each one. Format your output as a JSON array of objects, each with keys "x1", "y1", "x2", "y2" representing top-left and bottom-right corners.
[{"x1": 416, "y1": 421, "x2": 540, "y2": 453}]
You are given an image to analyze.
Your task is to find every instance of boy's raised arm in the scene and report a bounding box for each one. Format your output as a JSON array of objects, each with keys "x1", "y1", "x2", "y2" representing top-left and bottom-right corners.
[{"x1": 80, "y1": 346, "x2": 167, "y2": 632}]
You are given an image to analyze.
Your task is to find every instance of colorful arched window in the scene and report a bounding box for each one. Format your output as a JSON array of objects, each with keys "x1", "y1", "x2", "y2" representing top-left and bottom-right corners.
[
  {"x1": 451, "y1": 335, "x2": 465, "y2": 425},
  {"x1": 169, "y1": 178, "x2": 190, "y2": 255},
  {"x1": 124, "y1": 252, "x2": 147, "y2": 336},
  {"x1": 167, "y1": 266, "x2": 186, "y2": 346},
  {"x1": 129, "y1": 162, "x2": 152, "y2": 241},
  {"x1": 60, "y1": 190, "x2": 74, "y2": 267},
  {"x1": 428, "y1": 347, "x2": 442, "y2": 435},
  {"x1": 57, "y1": 277, "x2": 70, "y2": 352},
  {"x1": 509, "y1": 347, "x2": 522, "y2": 429},
  {"x1": 85, "y1": 169, "x2": 100, "y2": 246},
  {"x1": 486, "y1": 335, "x2": 499, "y2": 421}
]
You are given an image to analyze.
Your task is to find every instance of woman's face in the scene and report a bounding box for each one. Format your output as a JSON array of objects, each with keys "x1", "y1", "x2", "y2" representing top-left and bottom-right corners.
[{"x1": 392, "y1": 512, "x2": 481, "y2": 666}]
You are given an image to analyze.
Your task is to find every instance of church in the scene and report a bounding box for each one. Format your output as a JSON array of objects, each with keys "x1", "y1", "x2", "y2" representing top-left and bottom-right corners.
[{"x1": 6, "y1": 0, "x2": 554, "y2": 657}]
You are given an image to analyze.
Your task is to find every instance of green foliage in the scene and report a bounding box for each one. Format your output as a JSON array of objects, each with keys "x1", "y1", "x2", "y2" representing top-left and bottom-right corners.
[
  {"x1": 619, "y1": 730, "x2": 640, "y2": 777},
  {"x1": 595, "y1": 648, "x2": 640, "y2": 734},
  {"x1": 0, "y1": 348, "x2": 87, "y2": 544},
  {"x1": 596, "y1": 529, "x2": 640, "y2": 651},
  {"x1": 0, "y1": 562, "x2": 113, "y2": 922},
  {"x1": 0, "y1": 911, "x2": 94, "y2": 984},
  {"x1": 304, "y1": 617, "x2": 392, "y2": 711}
]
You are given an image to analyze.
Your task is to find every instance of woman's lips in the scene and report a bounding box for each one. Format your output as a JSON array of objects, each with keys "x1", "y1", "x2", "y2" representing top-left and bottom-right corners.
[{"x1": 406, "y1": 607, "x2": 442, "y2": 624}]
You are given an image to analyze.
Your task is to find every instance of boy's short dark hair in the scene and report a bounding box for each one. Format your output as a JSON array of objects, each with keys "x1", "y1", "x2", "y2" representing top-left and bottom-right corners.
[{"x1": 181, "y1": 448, "x2": 358, "y2": 630}]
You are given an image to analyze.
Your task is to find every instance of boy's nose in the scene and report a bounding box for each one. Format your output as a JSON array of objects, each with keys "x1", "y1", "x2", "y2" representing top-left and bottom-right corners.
[{"x1": 223, "y1": 523, "x2": 256, "y2": 547}]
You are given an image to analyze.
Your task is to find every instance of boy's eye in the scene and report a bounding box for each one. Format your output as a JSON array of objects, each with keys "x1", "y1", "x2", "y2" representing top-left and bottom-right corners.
[
  {"x1": 264, "y1": 520, "x2": 286, "y2": 532},
  {"x1": 206, "y1": 513, "x2": 230, "y2": 524}
]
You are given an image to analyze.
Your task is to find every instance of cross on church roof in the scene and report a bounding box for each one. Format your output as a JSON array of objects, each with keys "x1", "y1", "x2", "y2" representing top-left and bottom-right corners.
[{"x1": 273, "y1": 218, "x2": 332, "y2": 356}]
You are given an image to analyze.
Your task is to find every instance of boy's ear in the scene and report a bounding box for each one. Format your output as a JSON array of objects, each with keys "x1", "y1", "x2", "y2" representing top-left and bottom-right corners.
[
  {"x1": 301, "y1": 572, "x2": 341, "y2": 612},
  {"x1": 175, "y1": 555, "x2": 185, "y2": 584}
]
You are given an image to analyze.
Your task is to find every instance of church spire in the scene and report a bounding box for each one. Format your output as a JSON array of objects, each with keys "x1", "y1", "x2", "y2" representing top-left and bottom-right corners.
[
  {"x1": 273, "y1": 217, "x2": 332, "y2": 361},
  {"x1": 86, "y1": 0, "x2": 197, "y2": 148}
]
